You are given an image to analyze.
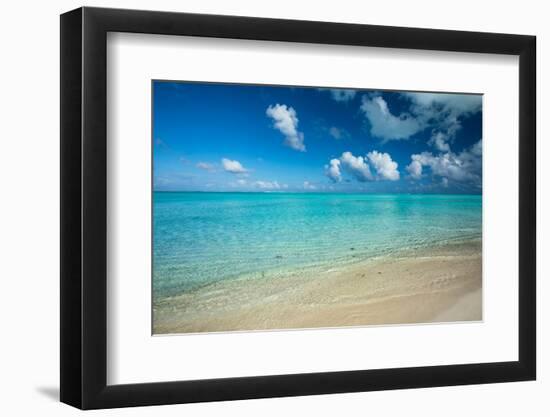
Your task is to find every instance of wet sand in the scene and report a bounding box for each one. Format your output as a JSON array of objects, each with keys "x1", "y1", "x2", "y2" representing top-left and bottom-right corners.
[{"x1": 153, "y1": 240, "x2": 482, "y2": 334}]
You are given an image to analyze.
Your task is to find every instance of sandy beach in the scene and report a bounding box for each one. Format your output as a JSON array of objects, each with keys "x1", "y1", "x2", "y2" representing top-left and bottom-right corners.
[{"x1": 153, "y1": 239, "x2": 482, "y2": 334}]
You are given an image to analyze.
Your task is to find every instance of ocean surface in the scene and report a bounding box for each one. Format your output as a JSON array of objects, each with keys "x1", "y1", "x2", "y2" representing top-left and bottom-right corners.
[{"x1": 153, "y1": 192, "x2": 482, "y2": 300}]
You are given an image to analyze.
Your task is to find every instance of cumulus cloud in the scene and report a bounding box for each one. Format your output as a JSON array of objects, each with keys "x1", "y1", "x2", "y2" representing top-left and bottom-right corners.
[
  {"x1": 326, "y1": 150, "x2": 401, "y2": 183},
  {"x1": 403, "y1": 92, "x2": 482, "y2": 116},
  {"x1": 366, "y1": 151, "x2": 400, "y2": 181},
  {"x1": 470, "y1": 139, "x2": 482, "y2": 156},
  {"x1": 340, "y1": 152, "x2": 373, "y2": 182},
  {"x1": 221, "y1": 158, "x2": 248, "y2": 174},
  {"x1": 266, "y1": 104, "x2": 306, "y2": 151},
  {"x1": 325, "y1": 158, "x2": 342, "y2": 182},
  {"x1": 407, "y1": 139, "x2": 482, "y2": 185},
  {"x1": 428, "y1": 131, "x2": 451, "y2": 152},
  {"x1": 360, "y1": 96, "x2": 422, "y2": 140},
  {"x1": 359, "y1": 92, "x2": 481, "y2": 149},
  {"x1": 406, "y1": 160, "x2": 423, "y2": 179},
  {"x1": 403, "y1": 92, "x2": 482, "y2": 151},
  {"x1": 196, "y1": 162, "x2": 215, "y2": 172}
]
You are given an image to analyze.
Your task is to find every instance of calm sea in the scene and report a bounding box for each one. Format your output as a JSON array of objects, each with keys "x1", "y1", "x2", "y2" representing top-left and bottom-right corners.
[{"x1": 153, "y1": 192, "x2": 482, "y2": 300}]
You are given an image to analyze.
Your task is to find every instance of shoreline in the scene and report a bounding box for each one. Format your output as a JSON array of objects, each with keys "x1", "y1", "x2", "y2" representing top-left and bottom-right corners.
[{"x1": 153, "y1": 239, "x2": 482, "y2": 334}]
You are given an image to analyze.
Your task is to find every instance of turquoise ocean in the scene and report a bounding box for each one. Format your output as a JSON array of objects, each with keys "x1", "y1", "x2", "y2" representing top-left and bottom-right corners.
[{"x1": 153, "y1": 192, "x2": 482, "y2": 300}]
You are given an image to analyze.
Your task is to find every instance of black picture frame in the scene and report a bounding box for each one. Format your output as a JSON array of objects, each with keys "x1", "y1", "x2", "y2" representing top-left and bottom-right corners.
[{"x1": 60, "y1": 6, "x2": 536, "y2": 410}]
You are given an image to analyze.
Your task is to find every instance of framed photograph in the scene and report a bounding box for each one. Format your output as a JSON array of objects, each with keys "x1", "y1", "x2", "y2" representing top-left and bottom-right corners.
[{"x1": 60, "y1": 7, "x2": 536, "y2": 409}]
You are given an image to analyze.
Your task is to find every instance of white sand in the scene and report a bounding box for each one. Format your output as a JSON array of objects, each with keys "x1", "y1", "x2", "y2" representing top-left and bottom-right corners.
[{"x1": 153, "y1": 240, "x2": 482, "y2": 334}]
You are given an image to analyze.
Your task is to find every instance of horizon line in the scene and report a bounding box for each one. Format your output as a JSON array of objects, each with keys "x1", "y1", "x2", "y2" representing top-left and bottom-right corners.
[{"x1": 153, "y1": 190, "x2": 482, "y2": 195}]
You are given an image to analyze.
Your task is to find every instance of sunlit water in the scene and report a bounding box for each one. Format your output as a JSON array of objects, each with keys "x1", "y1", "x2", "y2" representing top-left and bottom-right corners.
[{"x1": 153, "y1": 192, "x2": 482, "y2": 300}]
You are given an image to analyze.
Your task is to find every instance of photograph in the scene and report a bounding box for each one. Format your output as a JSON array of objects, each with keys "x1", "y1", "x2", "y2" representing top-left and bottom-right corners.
[
  {"x1": 1, "y1": 0, "x2": 543, "y2": 413},
  {"x1": 152, "y1": 81, "x2": 483, "y2": 335}
]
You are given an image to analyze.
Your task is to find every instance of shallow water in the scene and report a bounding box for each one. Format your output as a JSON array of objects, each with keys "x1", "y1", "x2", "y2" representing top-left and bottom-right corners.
[{"x1": 153, "y1": 192, "x2": 482, "y2": 300}]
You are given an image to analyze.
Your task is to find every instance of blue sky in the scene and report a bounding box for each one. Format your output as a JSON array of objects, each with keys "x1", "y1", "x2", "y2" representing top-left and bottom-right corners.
[{"x1": 153, "y1": 81, "x2": 482, "y2": 193}]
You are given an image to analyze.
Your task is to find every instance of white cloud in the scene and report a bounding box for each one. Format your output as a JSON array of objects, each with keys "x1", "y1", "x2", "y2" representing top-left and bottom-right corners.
[
  {"x1": 340, "y1": 151, "x2": 373, "y2": 182},
  {"x1": 360, "y1": 96, "x2": 422, "y2": 140},
  {"x1": 303, "y1": 181, "x2": 317, "y2": 190},
  {"x1": 403, "y1": 92, "x2": 482, "y2": 116},
  {"x1": 406, "y1": 160, "x2": 423, "y2": 179},
  {"x1": 325, "y1": 158, "x2": 342, "y2": 182},
  {"x1": 231, "y1": 179, "x2": 287, "y2": 190},
  {"x1": 366, "y1": 151, "x2": 400, "y2": 181},
  {"x1": 428, "y1": 131, "x2": 451, "y2": 152},
  {"x1": 253, "y1": 180, "x2": 281, "y2": 190},
  {"x1": 266, "y1": 104, "x2": 306, "y2": 151},
  {"x1": 228, "y1": 178, "x2": 249, "y2": 188},
  {"x1": 407, "y1": 139, "x2": 482, "y2": 184},
  {"x1": 326, "y1": 150, "x2": 401, "y2": 183},
  {"x1": 470, "y1": 139, "x2": 482, "y2": 156},
  {"x1": 328, "y1": 126, "x2": 349, "y2": 140},
  {"x1": 196, "y1": 162, "x2": 215, "y2": 171},
  {"x1": 221, "y1": 158, "x2": 248, "y2": 174},
  {"x1": 403, "y1": 92, "x2": 482, "y2": 151},
  {"x1": 359, "y1": 92, "x2": 481, "y2": 149},
  {"x1": 329, "y1": 127, "x2": 342, "y2": 139}
]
